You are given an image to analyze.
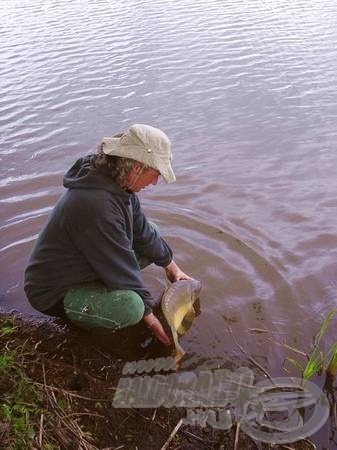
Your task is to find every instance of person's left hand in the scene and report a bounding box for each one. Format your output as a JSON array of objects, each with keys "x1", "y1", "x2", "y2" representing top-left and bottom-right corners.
[
  {"x1": 143, "y1": 313, "x2": 171, "y2": 346},
  {"x1": 164, "y1": 260, "x2": 193, "y2": 283}
]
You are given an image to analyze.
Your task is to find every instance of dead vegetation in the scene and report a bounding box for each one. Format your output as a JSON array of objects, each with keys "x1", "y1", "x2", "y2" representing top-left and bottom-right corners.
[{"x1": 0, "y1": 314, "x2": 329, "y2": 450}]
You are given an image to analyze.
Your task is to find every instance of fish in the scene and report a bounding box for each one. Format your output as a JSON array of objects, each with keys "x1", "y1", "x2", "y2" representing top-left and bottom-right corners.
[{"x1": 161, "y1": 279, "x2": 202, "y2": 356}]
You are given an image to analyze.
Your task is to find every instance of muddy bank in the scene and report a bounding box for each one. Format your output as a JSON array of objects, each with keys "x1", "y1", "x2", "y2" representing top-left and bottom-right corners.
[{"x1": 0, "y1": 313, "x2": 327, "y2": 449}]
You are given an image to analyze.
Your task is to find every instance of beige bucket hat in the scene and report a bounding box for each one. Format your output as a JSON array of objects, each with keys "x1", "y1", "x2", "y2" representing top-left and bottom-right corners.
[{"x1": 101, "y1": 124, "x2": 176, "y2": 183}]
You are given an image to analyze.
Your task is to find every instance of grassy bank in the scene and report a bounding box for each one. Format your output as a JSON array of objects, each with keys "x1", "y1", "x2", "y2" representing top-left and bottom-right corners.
[
  {"x1": 0, "y1": 313, "x2": 330, "y2": 449},
  {"x1": 0, "y1": 313, "x2": 255, "y2": 450}
]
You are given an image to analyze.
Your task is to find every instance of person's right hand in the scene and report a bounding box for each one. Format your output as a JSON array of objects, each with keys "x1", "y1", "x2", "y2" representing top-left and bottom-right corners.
[
  {"x1": 143, "y1": 313, "x2": 171, "y2": 346},
  {"x1": 164, "y1": 259, "x2": 193, "y2": 283}
]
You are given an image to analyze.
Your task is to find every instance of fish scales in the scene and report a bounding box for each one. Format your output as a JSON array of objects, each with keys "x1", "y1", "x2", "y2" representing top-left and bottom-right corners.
[{"x1": 161, "y1": 279, "x2": 201, "y2": 356}]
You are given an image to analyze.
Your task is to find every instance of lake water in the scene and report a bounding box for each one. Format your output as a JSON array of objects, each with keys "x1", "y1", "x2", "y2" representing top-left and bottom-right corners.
[{"x1": 1, "y1": 0, "x2": 337, "y2": 442}]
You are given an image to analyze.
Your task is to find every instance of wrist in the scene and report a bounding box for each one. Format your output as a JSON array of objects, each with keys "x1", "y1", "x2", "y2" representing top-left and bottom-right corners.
[
  {"x1": 146, "y1": 318, "x2": 157, "y2": 329},
  {"x1": 143, "y1": 313, "x2": 157, "y2": 329},
  {"x1": 165, "y1": 260, "x2": 176, "y2": 271}
]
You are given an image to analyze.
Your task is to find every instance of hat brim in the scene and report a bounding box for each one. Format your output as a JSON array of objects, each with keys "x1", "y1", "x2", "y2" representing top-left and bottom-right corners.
[
  {"x1": 156, "y1": 160, "x2": 176, "y2": 183},
  {"x1": 102, "y1": 137, "x2": 176, "y2": 183}
]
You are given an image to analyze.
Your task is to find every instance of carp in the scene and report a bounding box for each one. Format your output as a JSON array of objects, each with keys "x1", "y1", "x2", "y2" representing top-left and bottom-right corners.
[{"x1": 161, "y1": 279, "x2": 202, "y2": 356}]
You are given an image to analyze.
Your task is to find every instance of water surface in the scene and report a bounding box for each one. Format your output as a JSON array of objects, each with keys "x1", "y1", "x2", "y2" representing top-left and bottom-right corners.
[{"x1": 1, "y1": 0, "x2": 337, "y2": 413}]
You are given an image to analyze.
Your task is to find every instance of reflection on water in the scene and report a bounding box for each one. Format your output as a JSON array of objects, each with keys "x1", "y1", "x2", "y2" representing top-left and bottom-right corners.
[{"x1": 1, "y1": 0, "x2": 337, "y2": 403}]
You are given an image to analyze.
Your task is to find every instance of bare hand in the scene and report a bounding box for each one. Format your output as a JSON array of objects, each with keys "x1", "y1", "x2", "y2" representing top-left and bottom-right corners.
[
  {"x1": 143, "y1": 313, "x2": 171, "y2": 346},
  {"x1": 164, "y1": 260, "x2": 193, "y2": 283}
]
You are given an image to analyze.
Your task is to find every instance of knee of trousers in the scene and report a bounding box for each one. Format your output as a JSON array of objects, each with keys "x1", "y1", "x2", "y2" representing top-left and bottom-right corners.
[
  {"x1": 121, "y1": 291, "x2": 145, "y2": 326},
  {"x1": 63, "y1": 288, "x2": 145, "y2": 332}
]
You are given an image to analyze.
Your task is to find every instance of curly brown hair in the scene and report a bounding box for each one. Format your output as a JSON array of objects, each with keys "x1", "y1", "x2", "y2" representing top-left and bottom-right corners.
[{"x1": 94, "y1": 139, "x2": 149, "y2": 188}]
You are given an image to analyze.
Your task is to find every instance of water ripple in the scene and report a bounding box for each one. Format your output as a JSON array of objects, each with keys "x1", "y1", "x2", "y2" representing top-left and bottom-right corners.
[{"x1": 0, "y1": 0, "x2": 337, "y2": 390}]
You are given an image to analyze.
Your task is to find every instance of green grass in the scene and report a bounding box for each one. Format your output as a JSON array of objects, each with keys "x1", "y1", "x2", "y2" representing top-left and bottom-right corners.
[
  {"x1": 0, "y1": 320, "x2": 17, "y2": 337},
  {"x1": 285, "y1": 308, "x2": 337, "y2": 380},
  {"x1": 302, "y1": 348, "x2": 323, "y2": 380},
  {"x1": 0, "y1": 352, "x2": 40, "y2": 449},
  {"x1": 0, "y1": 352, "x2": 15, "y2": 372},
  {"x1": 326, "y1": 343, "x2": 337, "y2": 376},
  {"x1": 0, "y1": 344, "x2": 96, "y2": 449}
]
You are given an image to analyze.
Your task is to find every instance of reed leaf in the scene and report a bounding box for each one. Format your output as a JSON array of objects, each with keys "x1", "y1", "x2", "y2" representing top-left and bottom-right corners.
[
  {"x1": 282, "y1": 310, "x2": 336, "y2": 381},
  {"x1": 314, "y1": 309, "x2": 337, "y2": 347},
  {"x1": 326, "y1": 342, "x2": 337, "y2": 376},
  {"x1": 302, "y1": 349, "x2": 323, "y2": 380}
]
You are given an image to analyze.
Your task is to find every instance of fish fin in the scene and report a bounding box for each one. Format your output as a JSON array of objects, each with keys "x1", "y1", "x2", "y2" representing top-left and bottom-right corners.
[
  {"x1": 173, "y1": 353, "x2": 183, "y2": 366},
  {"x1": 177, "y1": 323, "x2": 187, "y2": 335},
  {"x1": 171, "y1": 326, "x2": 186, "y2": 356},
  {"x1": 177, "y1": 307, "x2": 196, "y2": 335}
]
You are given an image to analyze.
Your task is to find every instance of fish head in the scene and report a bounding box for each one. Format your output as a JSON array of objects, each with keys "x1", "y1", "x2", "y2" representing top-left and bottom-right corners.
[
  {"x1": 161, "y1": 278, "x2": 202, "y2": 328},
  {"x1": 189, "y1": 278, "x2": 202, "y2": 300}
]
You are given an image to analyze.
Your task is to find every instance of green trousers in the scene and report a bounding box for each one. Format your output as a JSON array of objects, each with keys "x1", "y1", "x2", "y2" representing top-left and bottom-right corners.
[
  {"x1": 63, "y1": 222, "x2": 158, "y2": 333},
  {"x1": 64, "y1": 282, "x2": 145, "y2": 333}
]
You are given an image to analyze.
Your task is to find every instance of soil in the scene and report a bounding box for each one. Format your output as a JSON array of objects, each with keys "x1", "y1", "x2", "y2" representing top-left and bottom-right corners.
[{"x1": 0, "y1": 313, "x2": 320, "y2": 450}]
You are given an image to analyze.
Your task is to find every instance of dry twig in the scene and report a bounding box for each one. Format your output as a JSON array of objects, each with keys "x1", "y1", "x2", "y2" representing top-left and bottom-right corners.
[
  {"x1": 34, "y1": 381, "x2": 114, "y2": 403},
  {"x1": 160, "y1": 418, "x2": 183, "y2": 450},
  {"x1": 40, "y1": 362, "x2": 98, "y2": 450},
  {"x1": 229, "y1": 326, "x2": 276, "y2": 385},
  {"x1": 38, "y1": 413, "x2": 44, "y2": 447},
  {"x1": 233, "y1": 422, "x2": 240, "y2": 450},
  {"x1": 267, "y1": 337, "x2": 307, "y2": 357},
  {"x1": 180, "y1": 429, "x2": 204, "y2": 443}
]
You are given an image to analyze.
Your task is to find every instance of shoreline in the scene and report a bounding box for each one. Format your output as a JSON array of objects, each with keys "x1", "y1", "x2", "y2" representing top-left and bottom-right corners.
[
  {"x1": 0, "y1": 313, "x2": 254, "y2": 449},
  {"x1": 0, "y1": 313, "x2": 324, "y2": 449}
]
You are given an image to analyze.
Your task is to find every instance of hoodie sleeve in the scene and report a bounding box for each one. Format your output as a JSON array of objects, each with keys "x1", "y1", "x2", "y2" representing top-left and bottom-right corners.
[
  {"x1": 131, "y1": 195, "x2": 173, "y2": 267},
  {"x1": 68, "y1": 196, "x2": 156, "y2": 315}
]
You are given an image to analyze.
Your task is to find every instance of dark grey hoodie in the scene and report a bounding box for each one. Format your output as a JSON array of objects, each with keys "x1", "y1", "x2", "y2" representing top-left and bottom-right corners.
[{"x1": 24, "y1": 155, "x2": 173, "y2": 315}]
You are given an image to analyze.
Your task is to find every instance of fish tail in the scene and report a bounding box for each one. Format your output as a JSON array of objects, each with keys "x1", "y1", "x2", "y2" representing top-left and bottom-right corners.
[{"x1": 171, "y1": 326, "x2": 186, "y2": 356}]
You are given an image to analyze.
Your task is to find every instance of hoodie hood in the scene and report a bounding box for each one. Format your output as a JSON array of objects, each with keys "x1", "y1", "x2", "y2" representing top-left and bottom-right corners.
[{"x1": 63, "y1": 155, "x2": 130, "y2": 198}]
